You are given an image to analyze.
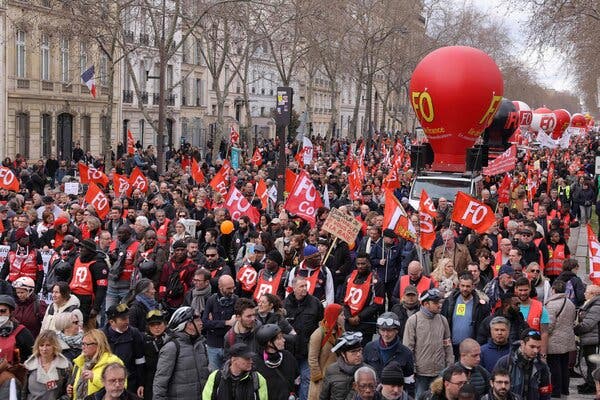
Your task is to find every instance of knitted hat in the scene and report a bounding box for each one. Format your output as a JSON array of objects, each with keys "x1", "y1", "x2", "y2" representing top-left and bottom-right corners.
[
  {"x1": 266, "y1": 250, "x2": 283, "y2": 265},
  {"x1": 381, "y1": 361, "x2": 405, "y2": 385}
]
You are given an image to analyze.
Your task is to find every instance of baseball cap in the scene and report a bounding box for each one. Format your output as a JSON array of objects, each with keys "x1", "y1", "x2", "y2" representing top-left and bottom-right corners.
[{"x1": 404, "y1": 285, "x2": 418, "y2": 296}]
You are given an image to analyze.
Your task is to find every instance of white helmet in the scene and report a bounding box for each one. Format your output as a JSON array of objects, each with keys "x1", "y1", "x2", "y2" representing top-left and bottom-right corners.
[{"x1": 12, "y1": 277, "x2": 35, "y2": 295}]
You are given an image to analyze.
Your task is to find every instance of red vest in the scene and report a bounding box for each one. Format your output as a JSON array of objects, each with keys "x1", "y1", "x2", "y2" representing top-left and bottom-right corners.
[
  {"x1": 156, "y1": 219, "x2": 171, "y2": 245},
  {"x1": 344, "y1": 271, "x2": 373, "y2": 316},
  {"x1": 237, "y1": 264, "x2": 258, "y2": 293},
  {"x1": 493, "y1": 251, "x2": 505, "y2": 277},
  {"x1": 399, "y1": 275, "x2": 433, "y2": 298},
  {"x1": 0, "y1": 325, "x2": 25, "y2": 364},
  {"x1": 546, "y1": 244, "x2": 566, "y2": 277},
  {"x1": 253, "y1": 268, "x2": 285, "y2": 301},
  {"x1": 70, "y1": 259, "x2": 100, "y2": 296},
  {"x1": 298, "y1": 267, "x2": 322, "y2": 296},
  {"x1": 8, "y1": 250, "x2": 39, "y2": 282},
  {"x1": 526, "y1": 299, "x2": 543, "y2": 331},
  {"x1": 109, "y1": 240, "x2": 141, "y2": 282}
]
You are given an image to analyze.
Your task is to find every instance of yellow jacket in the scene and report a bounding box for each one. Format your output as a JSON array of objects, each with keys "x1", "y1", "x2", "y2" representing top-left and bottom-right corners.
[{"x1": 72, "y1": 352, "x2": 124, "y2": 399}]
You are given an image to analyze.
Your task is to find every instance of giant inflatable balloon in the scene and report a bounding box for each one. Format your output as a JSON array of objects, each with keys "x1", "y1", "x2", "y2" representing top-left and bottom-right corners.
[
  {"x1": 571, "y1": 113, "x2": 587, "y2": 128},
  {"x1": 409, "y1": 46, "x2": 504, "y2": 172},
  {"x1": 512, "y1": 101, "x2": 532, "y2": 131},
  {"x1": 483, "y1": 98, "x2": 518, "y2": 150},
  {"x1": 530, "y1": 107, "x2": 556, "y2": 133},
  {"x1": 551, "y1": 109, "x2": 571, "y2": 139}
]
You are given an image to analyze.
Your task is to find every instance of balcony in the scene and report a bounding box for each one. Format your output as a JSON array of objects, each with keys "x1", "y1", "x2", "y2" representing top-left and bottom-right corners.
[
  {"x1": 139, "y1": 33, "x2": 150, "y2": 46},
  {"x1": 42, "y1": 81, "x2": 53, "y2": 91},
  {"x1": 153, "y1": 93, "x2": 160, "y2": 105},
  {"x1": 123, "y1": 30, "x2": 134, "y2": 44},
  {"x1": 17, "y1": 79, "x2": 30, "y2": 89},
  {"x1": 62, "y1": 84, "x2": 72, "y2": 93},
  {"x1": 123, "y1": 89, "x2": 133, "y2": 103},
  {"x1": 140, "y1": 91, "x2": 148, "y2": 104}
]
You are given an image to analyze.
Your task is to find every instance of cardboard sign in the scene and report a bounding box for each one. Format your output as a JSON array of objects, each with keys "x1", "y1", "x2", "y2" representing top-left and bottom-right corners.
[
  {"x1": 322, "y1": 208, "x2": 362, "y2": 244},
  {"x1": 0, "y1": 245, "x2": 9, "y2": 264}
]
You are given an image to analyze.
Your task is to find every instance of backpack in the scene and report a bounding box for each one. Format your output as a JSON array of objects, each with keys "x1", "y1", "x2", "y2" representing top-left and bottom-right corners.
[
  {"x1": 565, "y1": 279, "x2": 576, "y2": 303},
  {"x1": 166, "y1": 268, "x2": 187, "y2": 299}
]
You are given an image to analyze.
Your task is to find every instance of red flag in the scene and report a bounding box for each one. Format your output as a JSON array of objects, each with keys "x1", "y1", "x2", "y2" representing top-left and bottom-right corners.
[
  {"x1": 482, "y1": 145, "x2": 517, "y2": 176},
  {"x1": 129, "y1": 167, "x2": 148, "y2": 194},
  {"x1": 547, "y1": 162, "x2": 554, "y2": 194},
  {"x1": 284, "y1": 170, "x2": 323, "y2": 227},
  {"x1": 285, "y1": 168, "x2": 298, "y2": 194},
  {"x1": 0, "y1": 167, "x2": 19, "y2": 192},
  {"x1": 225, "y1": 186, "x2": 260, "y2": 224},
  {"x1": 209, "y1": 160, "x2": 231, "y2": 196},
  {"x1": 344, "y1": 151, "x2": 354, "y2": 168},
  {"x1": 251, "y1": 148, "x2": 263, "y2": 167},
  {"x1": 382, "y1": 168, "x2": 400, "y2": 190},
  {"x1": 588, "y1": 224, "x2": 600, "y2": 286},
  {"x1": 113, "y1": 173, "x2": 130, "y2": 198},
  {"x1": 78, "y1": 162, "x2": 109, "y2": 187},
  {"x1": 418, "y1": 190, "x2": 437, "y2": 250},
  {"x1": 256, "y1": 178, "x2": 268, "y2": 209},
  {"x1": 127, "y1": 130, "x2": 135, "y2": 155},
  {"x1": 451, "y1": 192, "x2": 496, "y2": 234},
  {"x1": 85, "y1": 182, "x2": 110, "y2": 219},
  {"x1": 230, "y1": 126, "x2": 239, "y2": 145},
  {"x1": 497, "y1": 175, "x2": 512, "y2": 204},
  {"x1": 348, "y1": 168, "x2": 363, "y2": 201},
  {"x1": 191, "y1": 158, "x2": 205, "y2": 184},
  {"x1": 527, "y1": 169, "x2": 538, "y2": 203},
  {"x1": 383, "y1": 190, "x2": 416, "y2": 241}
]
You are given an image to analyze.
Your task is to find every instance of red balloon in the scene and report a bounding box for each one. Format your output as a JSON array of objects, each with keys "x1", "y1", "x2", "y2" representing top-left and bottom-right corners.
[
  {"x1": 409, "y1": 46, "x2": 504, "y2": 172},
  {"x1": 571, "y1": 113, "x2": 587, "y2": 128},
  {"x1": 551, "y1": 109, "x2": 571, "y2": 139}
]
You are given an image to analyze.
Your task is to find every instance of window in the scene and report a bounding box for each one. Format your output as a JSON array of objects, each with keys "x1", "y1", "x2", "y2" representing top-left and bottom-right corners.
[
  {"x1": 41, "y1": 114, "x2": 52, "y2": 158},
  {"x1": 60, "y1": 37, "x2": 69, "y2": 83},
  {"x1": 181, "y1": 78, "x2": 188, "y2": 106},
  {"x1": 40, "y1": 34, "x2": 49, "y2": 80},
  {"x1": 99, "y1": 53, "x2": 108, "y2": 86},
  {"x1": 139, "y1": 119, "x2": 145, "y2": 147},
  {"x1": 81, "y1": 115, "x2": 91, "y2": 151},
  {"x1": 79, "y1": 42, "x2": 87, "y2": 74},
  {"x1": 195, "y1": 79, "x2": 205, "y2": 106},
  {"x1": 16, "y1": 30, "x2": 26, "y2": 78},
  {"x1": 167, "y1": 65, "x2": 173, "y2": 90},
  {"x1": 16, "y1": 113, "x2": 30, "y2": 159},
  {"x1": 195, "y1": 39, "x2": 201, "y2": 64},
  {"x1": 123, "y1": 64, "x2": 131, "y2": 91}
]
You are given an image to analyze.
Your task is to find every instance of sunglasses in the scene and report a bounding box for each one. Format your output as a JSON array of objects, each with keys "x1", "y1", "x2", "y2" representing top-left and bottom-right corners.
[{"x1": 206, "y1": 253, "x2": 218, "y2": 257}]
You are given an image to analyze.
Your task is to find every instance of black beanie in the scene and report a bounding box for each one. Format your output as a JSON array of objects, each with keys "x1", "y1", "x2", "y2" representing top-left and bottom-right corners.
[
  {"x1": 381, "y1": 361, "x2": 404, "y2": 385},
  {"x1": 266, "y1": 250, "x2": 283, "y2": 265}
]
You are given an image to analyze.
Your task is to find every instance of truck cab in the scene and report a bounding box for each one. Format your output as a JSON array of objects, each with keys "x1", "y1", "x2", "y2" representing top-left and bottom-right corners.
[{"x1": 408, "y1": 171, "x2": 483, "y2": 211}]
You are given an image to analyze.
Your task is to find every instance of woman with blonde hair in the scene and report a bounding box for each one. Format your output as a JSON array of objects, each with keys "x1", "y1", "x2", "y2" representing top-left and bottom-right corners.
[
  {"x1": 22, "y1": 330, "x2": 71, "y2": 400},
  {"x1": 67, "y1": 329, "x2": 124, "y2": 399},
  {"x1": 431, "y1": 257, "x2": 459, "y2": 297}
]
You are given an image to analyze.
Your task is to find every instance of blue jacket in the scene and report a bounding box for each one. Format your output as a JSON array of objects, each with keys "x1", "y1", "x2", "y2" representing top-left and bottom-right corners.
[
  {"x1": 480, "y1": 339, "x2": 510, "y2": 373},
  {"x1": 363, "y1": 337, "x2": 415, "y2": 398}
]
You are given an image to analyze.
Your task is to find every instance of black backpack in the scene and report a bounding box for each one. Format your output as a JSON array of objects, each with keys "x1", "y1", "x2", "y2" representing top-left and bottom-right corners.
[{"x1": 166, "y1": 268, "x2": 186, "y2": 299}]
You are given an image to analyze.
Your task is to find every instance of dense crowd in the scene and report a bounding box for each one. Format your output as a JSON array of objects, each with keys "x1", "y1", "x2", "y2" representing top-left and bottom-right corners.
[{"x1": 0, "y1": 132, "x2": 600, "y2": 400}]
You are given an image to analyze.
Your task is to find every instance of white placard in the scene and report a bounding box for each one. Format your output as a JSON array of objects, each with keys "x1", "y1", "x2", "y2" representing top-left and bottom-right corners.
[{"x1": 64, "y1": 182, "x2": 79, "y2": 195}]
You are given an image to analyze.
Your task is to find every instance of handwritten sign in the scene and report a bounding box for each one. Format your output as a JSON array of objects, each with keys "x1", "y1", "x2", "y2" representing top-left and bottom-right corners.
[
  {"x1": 322, "y1": 208, "x2": 362, "y2": 244},
  {"x1": 64, "y1": 182, "x2": 79, "y2": 195}
]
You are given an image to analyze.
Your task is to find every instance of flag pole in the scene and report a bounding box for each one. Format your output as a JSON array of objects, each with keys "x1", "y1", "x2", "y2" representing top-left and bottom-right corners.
[{"x1": 322, "y1": 237, "x2": 338, "y2": 266}]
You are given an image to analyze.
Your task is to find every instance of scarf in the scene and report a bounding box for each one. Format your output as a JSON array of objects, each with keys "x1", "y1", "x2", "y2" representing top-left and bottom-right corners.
[
  {"x1": 191, "y1": 285, "x2": 212, "y2": 315},
  {"x1": 337, "y1": 356, "x2": 362, "y2": 376},
  {"x1": 377, "y1": 336, "x2": 399, "y2": 365},
  {"x1": 59, "y1": 331, "x2": 83, "y2": 350},
  {"x1": 136, "y1": 294, "x2": 159, "y2": 311},
  {"x1": 420, "y1": 306, "x2": 434, "y2": 319},
  {"x1": 35, "y1": 357, "x2": 61, "y2": 383},
  {"x1": 75, "y1": 358, "x2": 97, "y2": 400}
]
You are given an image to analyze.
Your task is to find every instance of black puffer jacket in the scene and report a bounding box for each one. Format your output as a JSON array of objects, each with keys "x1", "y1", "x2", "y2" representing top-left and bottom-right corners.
[{"x1": 284, "y1": 293, "x2": 324, "y2": 359}]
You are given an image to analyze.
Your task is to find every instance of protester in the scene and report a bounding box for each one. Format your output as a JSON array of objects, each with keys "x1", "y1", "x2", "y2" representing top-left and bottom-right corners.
[{"x1": 319, "y1": 331, "x2": 366, "y2": 400}]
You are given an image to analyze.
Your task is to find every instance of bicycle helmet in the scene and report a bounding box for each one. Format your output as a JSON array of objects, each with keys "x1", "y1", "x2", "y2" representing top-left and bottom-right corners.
[
  {"x1": 168, "y1": 306, "x2": 195, "y2": 332},
  {"x1": 256, "y1": 324, "x2": 282, "y2": 347},
  {"x1": 331, "y1": 331, "x2": 363, "y2": 354},
  {"x1": 12, "y1": 277, "x2": 35, "y2": 295}
]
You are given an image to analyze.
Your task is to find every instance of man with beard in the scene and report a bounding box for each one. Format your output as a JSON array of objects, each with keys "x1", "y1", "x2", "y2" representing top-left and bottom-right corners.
[
  {"x1": 514, "y1": 277, "x2": 549, "y2": 357},
  {"x1": 230, "y1": 215, "x2": 252, "y2": 262},
  {"x1": 254, "y1": 324, "x2": 299, "y2": 400},
  {"x1": 202, "y1": 275, "x2": 238, "y2": 370},
  {"x1": 480, "y1": 369, "x2": 519, "y2": 400},
  {"x1": 186, "y1": 238, "x2": 207, "y2": 266},
  {"x1": 287, "y1": 245, "x2": 335, "y2": 306},
  {"x1": 484, "y1": 265, "x2": 515, "y2": 311},
  {"x1": 223, "y1": 298, "x2": 260, "y2": 355},
  {"x1": 158, "y1": 240, "x2": 197, "y2": 309},
  {"x1": 133, "y1": 229, "x2": 168, "y2": 287},
  {"x1": 0, "y1": 228, "x2": 44, "y2": 293},
  {"x1": 107, "y1": 225, "x2": 140, "y2": 309},
  {"x1": 390, "y1": 285, "x2": 420, "y2": 339},
  {"x1": 479, "y1": 317, "x2": 511, "y2": 373},
  {"x1": 202, "y1": 245, "x2": 232, "y2": 293},
  {"x1": 45, "y1": 234, "x2": 78, "y2": 295},
  {"x1": 477, "y1": 293, "x2": 530, "y2": 348},
  {"x1": 378, "y1": 362, "x2": 412, "y2": 400},
  {"x1": 494, "y1": 329, "x2": 551, "y2": 400},
  {"x1": 341, "y1": 253, "x2": 385, "y2": 344}
]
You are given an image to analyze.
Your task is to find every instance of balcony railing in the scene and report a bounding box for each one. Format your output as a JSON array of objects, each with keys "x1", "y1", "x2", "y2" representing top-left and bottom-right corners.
[
  {"x1": 17, "y1": 79, "x2": 30, "y2": 89},
  {"x1": 42, "y1": 81, "x2": 53, "y2": 91},
  {"x1": 62, "y1": 84, "x2": 72, "y2": 93},
  {"x1": 140, "y1": 91, "x2": 148, "y2": 104},
  {"x1": 167, "y1": 94, "x2": 175, "y2": 106},
  {"x1": 123, "y1": 89, "x2": 133, "y2": 103}
]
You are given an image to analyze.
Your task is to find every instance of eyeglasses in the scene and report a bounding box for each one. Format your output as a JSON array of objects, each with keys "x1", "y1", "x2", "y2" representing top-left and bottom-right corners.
[
  {"x1": 449, "y1": 380, "x2": 467, "y2": 386},
  {"x1": 529, "y1": 269, "x2": 540, "y2": 273},
  {"x1": 82, "y1": 342, "x2": 98, "y2": 347},
  {"x1": 72, "y1": 320, "x2": 80, "y2": 325},
  {"x1": 206, "y1": 253, "x2": 218, "y2": 257},
  {"x1": 106, "y1": 378, "x2": 126, "y2": 385},
  {"x1": 0, "y1": 308, "x2": 10, "y2": 314}
]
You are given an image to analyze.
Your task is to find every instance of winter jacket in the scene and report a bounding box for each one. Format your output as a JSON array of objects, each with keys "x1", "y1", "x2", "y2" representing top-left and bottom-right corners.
[
  {"x1": 22, "y1": 353, "x2": 71, "y2": 400},
  {"x1": 545, "y1": 293, "x2": 577, "y2": 354},
  {"x1": 284, "y1": 293, "x2": 324, "y2": 359},
  {"x1": 72, "y1": 352, "x2": 124, "y2": 400},
  {"x1": 101, "y1": 325, "x2": 146, "y2": 390},
  {"x1": 390, "y1": 302, "x2": 419, "y2": 339},
  {"x1": 202, "y1": 293, "x2": 238, "y2": 348},
  {"x1": 308, "y1": 323, "x2": 342, "y2": 400},
  {"x1": 40, "y1": 295, "x2": 81, "y2": 332},
  {"x1": 363, "y1": 336, "x2": 415, "y2": 397},
  {"x1": 495, "y1": 350, "x2": 551, "y2": 400},
  {"x1": 319, "y1": 360, "x2": 364, "y2": 400},
  {"x1": 153, "y1": 332, "x2": 210, "y2": 400},
  {"x1": 84, "y1": 388, "x2": 140, "y2": 400},
  {"x1": 142, "y1": 332, "x2": 169, "y2": 400},
  {"x1": 556, "y1": 270, "x2": 586, "y2": 308},
  {"x1": 13, "y1": 295, "x2": 47, "y2": 338},
  {"x1": 441, "y1": 361, "x2": 490, "y2": 397},
  {"x1": 201, "y1": 360, "x2": 268, "y2": 400},
  {"x1": 432, "y1": 243, "x2": 472, "y2": 274},
  {"x1": 480, "y1": 339, "x2": 510, "y2": 373},
  {"x1": 403, "y1": 310, "x2": 454, "y2": 377},
  {"x1": 477, "y1": 309, "x2": 530, "y2": 347},
  {"x1": 128, "y1": 298, "x2": 154, "y2": 333},
  {"x1": 440, "y1": 290, "x2": 490, "y2": 340},
  {"x1": 574, "y1": 294, "x2": 600, "y2": 346},
  {"x1": 255, "y1": 350, "x2": 299, "y2": 400},
  {"x1": 480, "y1": 391, "x2": 521, "y2": 400}
]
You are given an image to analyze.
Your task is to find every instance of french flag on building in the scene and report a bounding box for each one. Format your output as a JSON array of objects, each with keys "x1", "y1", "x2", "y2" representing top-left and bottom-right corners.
[{"x1": 81, "y1": 65, "x2": 97, "y2": 98}]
